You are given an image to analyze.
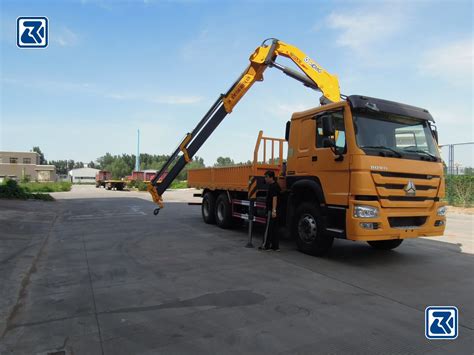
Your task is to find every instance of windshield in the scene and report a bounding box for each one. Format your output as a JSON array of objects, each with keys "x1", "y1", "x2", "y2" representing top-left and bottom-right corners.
[{"x1": 353, "y1": 111, "x2": 440, "y2": 161}]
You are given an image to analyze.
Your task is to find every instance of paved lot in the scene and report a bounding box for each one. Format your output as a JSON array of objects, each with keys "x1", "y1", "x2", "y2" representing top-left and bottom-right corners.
[{"x1": 0, "y1": 185, "x2": 473, "y2": 354}]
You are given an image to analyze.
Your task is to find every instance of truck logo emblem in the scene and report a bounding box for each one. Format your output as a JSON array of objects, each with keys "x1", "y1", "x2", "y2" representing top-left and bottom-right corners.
[{"x1": 405, "y1": 180, "x2": 416, "y2": 195}]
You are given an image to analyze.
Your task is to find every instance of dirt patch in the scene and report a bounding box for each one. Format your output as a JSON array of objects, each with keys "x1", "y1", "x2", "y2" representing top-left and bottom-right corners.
[{"x1": 447, "y1": 206, "x2": 474, "y2": 215}]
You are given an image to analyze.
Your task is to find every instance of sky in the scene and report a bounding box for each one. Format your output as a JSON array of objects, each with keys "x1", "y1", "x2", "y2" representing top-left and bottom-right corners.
[{"x1": 0, "y1": 0, "x2": 473, "y2": 167}]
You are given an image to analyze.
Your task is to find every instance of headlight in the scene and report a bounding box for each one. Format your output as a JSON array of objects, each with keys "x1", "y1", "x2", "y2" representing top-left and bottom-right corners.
[
  {"x1": 437, "y1": 206, "x2": 448, "y2": 216},
  {"x1": 353, "y1": 205, "x2": 379, "y2": 218}
]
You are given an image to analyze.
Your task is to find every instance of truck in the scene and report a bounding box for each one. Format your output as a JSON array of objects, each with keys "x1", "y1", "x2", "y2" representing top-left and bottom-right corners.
[
  {"x1": 146, "y1": 38, "x2": 446, "y2": 255},
  {"x1": 95, "y1": 170, "x2": 126, "y2": 191}
]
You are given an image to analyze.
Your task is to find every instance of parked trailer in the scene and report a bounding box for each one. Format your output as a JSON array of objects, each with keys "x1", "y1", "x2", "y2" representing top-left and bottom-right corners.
[{"x1": 95, "y1": 170, "x2": 126, "y2": 191}]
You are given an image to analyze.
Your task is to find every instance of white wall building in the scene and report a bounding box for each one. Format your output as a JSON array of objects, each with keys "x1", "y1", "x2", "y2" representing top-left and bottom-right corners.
[{"x1": 69, "y1": 167, "x2": 100, "y2": 184}]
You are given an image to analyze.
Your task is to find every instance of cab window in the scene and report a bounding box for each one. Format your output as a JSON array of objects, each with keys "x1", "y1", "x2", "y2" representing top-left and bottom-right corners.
[{"x1": 316, "y1": 110, "x2": 346, "y2": 153}]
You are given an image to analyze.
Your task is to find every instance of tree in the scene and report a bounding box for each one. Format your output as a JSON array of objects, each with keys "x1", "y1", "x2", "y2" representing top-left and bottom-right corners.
[
  {"x1": 108, "y1": 159, "x2": 132, "y2": 179},
  {"x1": 49, "y1": 160, "x2": 68, "y2": 175},
  {"x1": 214, "y1": 157, "x2": 234, "y2": 167},
  {"x1": 88, "y1": 161, "x2": 97, "y2": 169},
  {"x1": 32, "y1": 146, "x2": 46, "y2": 165}
]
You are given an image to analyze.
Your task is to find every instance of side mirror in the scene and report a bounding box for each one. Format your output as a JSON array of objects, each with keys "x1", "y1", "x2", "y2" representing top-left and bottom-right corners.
[
  {"x1": 432, "y1": 126, "x2": 439, "y2": 144},
  {"x1": 285, "y1": 121, "x2": 291, "y2": 141},
  {"x1": 322, "y1": 115, "x2": 335, "y2": 136}
]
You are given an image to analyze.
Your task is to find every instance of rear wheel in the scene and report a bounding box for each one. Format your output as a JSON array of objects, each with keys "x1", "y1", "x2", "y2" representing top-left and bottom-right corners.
[
  {"x1": 202, "y1": 192, "x2": 216, "y2": 224},
  {"x1": 215, "y1": 193, "x2": 233, "y2": 229},
  {"x1": 293, "y1": 202, "x2": 333, "y2": 256},
  {"x1": 367, "y1": 239, "x2": 403, "y2": 250}
]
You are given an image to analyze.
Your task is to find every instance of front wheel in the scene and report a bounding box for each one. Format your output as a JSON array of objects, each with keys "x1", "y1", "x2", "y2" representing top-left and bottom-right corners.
[
  {"x1": 367, "y1": 239, "x2": 403, "y2": 250},
  {"x1": 293, "y1": 202, "x2": 333, "y2": 256}
]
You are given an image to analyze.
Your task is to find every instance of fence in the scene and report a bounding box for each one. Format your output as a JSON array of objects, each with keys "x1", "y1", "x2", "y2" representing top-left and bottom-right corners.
[{"x1": 439, "y1": 142, "x2": 474, "y2": 175}]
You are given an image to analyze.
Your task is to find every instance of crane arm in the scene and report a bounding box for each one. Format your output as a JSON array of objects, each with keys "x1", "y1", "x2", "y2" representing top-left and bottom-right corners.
[
  {"x1": 147, "y1": 38, "x2": 341, "y2": 213},
  {"x1": 223, "y1": 38, "x2": 341, "y2": 112}
]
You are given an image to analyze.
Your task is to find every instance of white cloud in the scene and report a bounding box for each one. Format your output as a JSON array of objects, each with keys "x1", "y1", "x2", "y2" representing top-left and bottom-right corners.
[
  {"x1": 1, "y1": 77, "x2": 203, "y2": 105},
  {"x1": 326, "y1": 5, "x2": 406, "y2": 53},
  {"x1": 418, "y1": 38, "x2": 473, "y2": 86},
  {"x1": 54, "y1": 27, "x2": 80, "y2": 47}
]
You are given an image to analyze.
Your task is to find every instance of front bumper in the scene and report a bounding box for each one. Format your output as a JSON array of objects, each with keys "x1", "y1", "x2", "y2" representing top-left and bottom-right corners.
[{"x1": 346, "y1": 200, "x2": 446, "y2": 241}]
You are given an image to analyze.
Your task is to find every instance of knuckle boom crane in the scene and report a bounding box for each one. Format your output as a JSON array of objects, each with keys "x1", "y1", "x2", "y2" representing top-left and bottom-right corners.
[{"x1": 147, "y1": 38, "x2": 341, "y2": 215}]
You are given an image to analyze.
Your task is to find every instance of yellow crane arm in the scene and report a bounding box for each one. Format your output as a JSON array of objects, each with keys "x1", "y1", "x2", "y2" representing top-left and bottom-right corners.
[
  {"x1": 149, "y1": 38, "x2": 341, "y2": 214},
  {"x1": 223, "y1": 38, "x2": 341, "y2": 112}
]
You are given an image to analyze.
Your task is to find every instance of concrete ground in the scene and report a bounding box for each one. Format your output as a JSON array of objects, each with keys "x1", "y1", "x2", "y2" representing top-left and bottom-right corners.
[{"x1": 0, "y1": 185, "x2": 472, "y2": 354}]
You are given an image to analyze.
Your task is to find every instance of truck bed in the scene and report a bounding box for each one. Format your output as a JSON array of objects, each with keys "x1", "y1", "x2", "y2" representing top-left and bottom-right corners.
[
  {"x1": 188, "y1": 163, "x2": 281, "y2": 191},
  {"x1": 187, "y1": 131, "x2": 286, "y2": 192}
]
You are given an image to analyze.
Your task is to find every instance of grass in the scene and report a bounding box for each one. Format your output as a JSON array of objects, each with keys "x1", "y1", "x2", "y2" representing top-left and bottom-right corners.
[
  {"x1": 169, "y1": 180, "x2": 188, "y2": 189},
  {"x1": 129, "y1": 180, "x2": 188, "y2": 191},
  {"x1": 20, "y1": 181, "x2": 72, "y2": 193},
  {"x1": 0, "y1": 180, "x2": 55, "y2": 201}
]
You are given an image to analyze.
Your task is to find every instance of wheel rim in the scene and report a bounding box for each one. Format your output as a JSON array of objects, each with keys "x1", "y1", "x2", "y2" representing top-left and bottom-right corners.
[
  {"x1": 217, "y1": 202, "x2": 225, "y2": 221},
  {"x1": 298, "y1": 214, "x2": 318, "y2": 243},
  {"x1": 203, "y1": 199, "x2": 210, "y2": 218}
]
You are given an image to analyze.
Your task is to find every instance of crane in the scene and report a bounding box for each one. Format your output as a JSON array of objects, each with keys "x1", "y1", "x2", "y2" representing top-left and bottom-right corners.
[{"x1": 147, "y1": 38, "x2": 341, "y2": 215}]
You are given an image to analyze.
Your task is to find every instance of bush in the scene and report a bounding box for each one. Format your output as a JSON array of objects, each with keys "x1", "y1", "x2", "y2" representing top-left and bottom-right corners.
[
  {"x1": 136, "y1": 181, "x2": 148, "y2": 191},
  {"x1": 0, "y1": 179, "x2": 54, "y2": 201},
  {"x1": 446, "y1": 175, "x2": 474, "y2": 207},
  {"x1": 0, "y1": 180, "x2": 28, "y2": 199},
  {"x1": 20, "y1": 181, "x2": 72, "y2": 193}
]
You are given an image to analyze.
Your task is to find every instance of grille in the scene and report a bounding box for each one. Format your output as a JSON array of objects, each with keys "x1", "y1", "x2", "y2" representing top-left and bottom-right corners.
[
  {"x1": 376, "y1": 172, "x2": 439, "y2": 180},
  {"x1": 389, "y1": 216, "x2": 427, "y2": 228}
]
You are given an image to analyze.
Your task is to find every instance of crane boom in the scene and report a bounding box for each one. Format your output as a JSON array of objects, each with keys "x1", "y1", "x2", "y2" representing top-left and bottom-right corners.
[{"x1": 147, "y1": 38, "x2": 341, "y2": 213}]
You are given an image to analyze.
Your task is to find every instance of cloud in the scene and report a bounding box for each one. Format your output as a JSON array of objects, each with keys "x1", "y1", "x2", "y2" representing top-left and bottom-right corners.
[
  {"x1": 1, "y1": 77, "x2": 203, "y2": 105},
  {"x1": 326, "y1": 5, "x2": 406, "y2": 53},
  {"x1": 54, "y1": 27, "x2": 80, "y2": 47},
  {"x1": 265, "y1": 102, "x2": 315, "y2": 120},
  {"x1": 418, "y1": 38, "x2": 473, "y2": 86},
  {"x1": 150, "y1": 95, "x2": 202, "y2": 104}
]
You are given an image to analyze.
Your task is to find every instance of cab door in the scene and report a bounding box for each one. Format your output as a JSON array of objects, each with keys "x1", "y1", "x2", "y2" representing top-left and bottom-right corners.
[{"x1": 313, "y1": 108, "x2": 350, "y2": 206}]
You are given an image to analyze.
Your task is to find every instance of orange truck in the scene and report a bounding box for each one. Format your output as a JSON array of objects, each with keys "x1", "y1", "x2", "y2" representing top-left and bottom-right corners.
[{"x1": 148, "y1": 39, "x2": 446, "y2": 255}]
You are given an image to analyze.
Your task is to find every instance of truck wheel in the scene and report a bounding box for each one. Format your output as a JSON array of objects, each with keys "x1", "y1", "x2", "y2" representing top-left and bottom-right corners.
[
  {"x1": 293, "y1": 202, "x2": 333, "y2": 256},
  {"x1": 215, "y1": 193, "x2": 233, "y2": 229},
  {"x1": 202, "y1": 192, "x2": 216, "y2": 224},
  {"x1": 367, "y1": 239, "x2": 403, "y2": 250}
]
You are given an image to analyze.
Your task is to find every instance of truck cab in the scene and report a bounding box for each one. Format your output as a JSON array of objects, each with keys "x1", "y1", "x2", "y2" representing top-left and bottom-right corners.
[{"x1": 285, "y1": 95, "x2": 446, "y2": 254}]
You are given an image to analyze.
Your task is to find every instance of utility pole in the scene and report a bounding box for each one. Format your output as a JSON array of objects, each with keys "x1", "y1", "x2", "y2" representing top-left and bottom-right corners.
[{"x1": 135, "y1": 129, "x2": 140, "y2": 172}]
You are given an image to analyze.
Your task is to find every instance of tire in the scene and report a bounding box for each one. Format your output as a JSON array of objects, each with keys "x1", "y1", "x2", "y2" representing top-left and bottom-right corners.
[
  {"x1": 215, "y1": 193, "x2": 233, "y2": 229},
  {"x1": 202, "y1": 192, "x2": 216, "y2": 224},
  {"x1": 367, "y1": 239, "x2": 403, "y2": 250},
  {"x1": 293, "y1": 202, "x2": 333, "y2": 256}
]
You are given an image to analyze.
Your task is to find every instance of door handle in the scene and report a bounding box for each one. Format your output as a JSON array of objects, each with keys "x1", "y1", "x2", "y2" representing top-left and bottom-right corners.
[{"x1": 312, "y1": 156, "x2": 318, "y2": 162}]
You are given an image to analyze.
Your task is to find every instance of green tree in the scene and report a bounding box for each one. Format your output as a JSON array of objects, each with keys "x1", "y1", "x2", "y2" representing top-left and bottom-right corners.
[
  {"x1": 32, "y1": 146, "x2": 46, "y2": 165},
  {"x1": 67, "y1": 160, "x2": 75, "y2": 171},
  {"x1": 107, "y1": 160, "x2": 132, "y2": 179},
  {"x1": 88, "y1": 161, "x2": 98, "y2": 169},
  {"x1": 49, "y1": 160, "x2": 68, "y2": 175},
  {"x1": 214, "y1": 156, "x2": 234, "y2": 167}
]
